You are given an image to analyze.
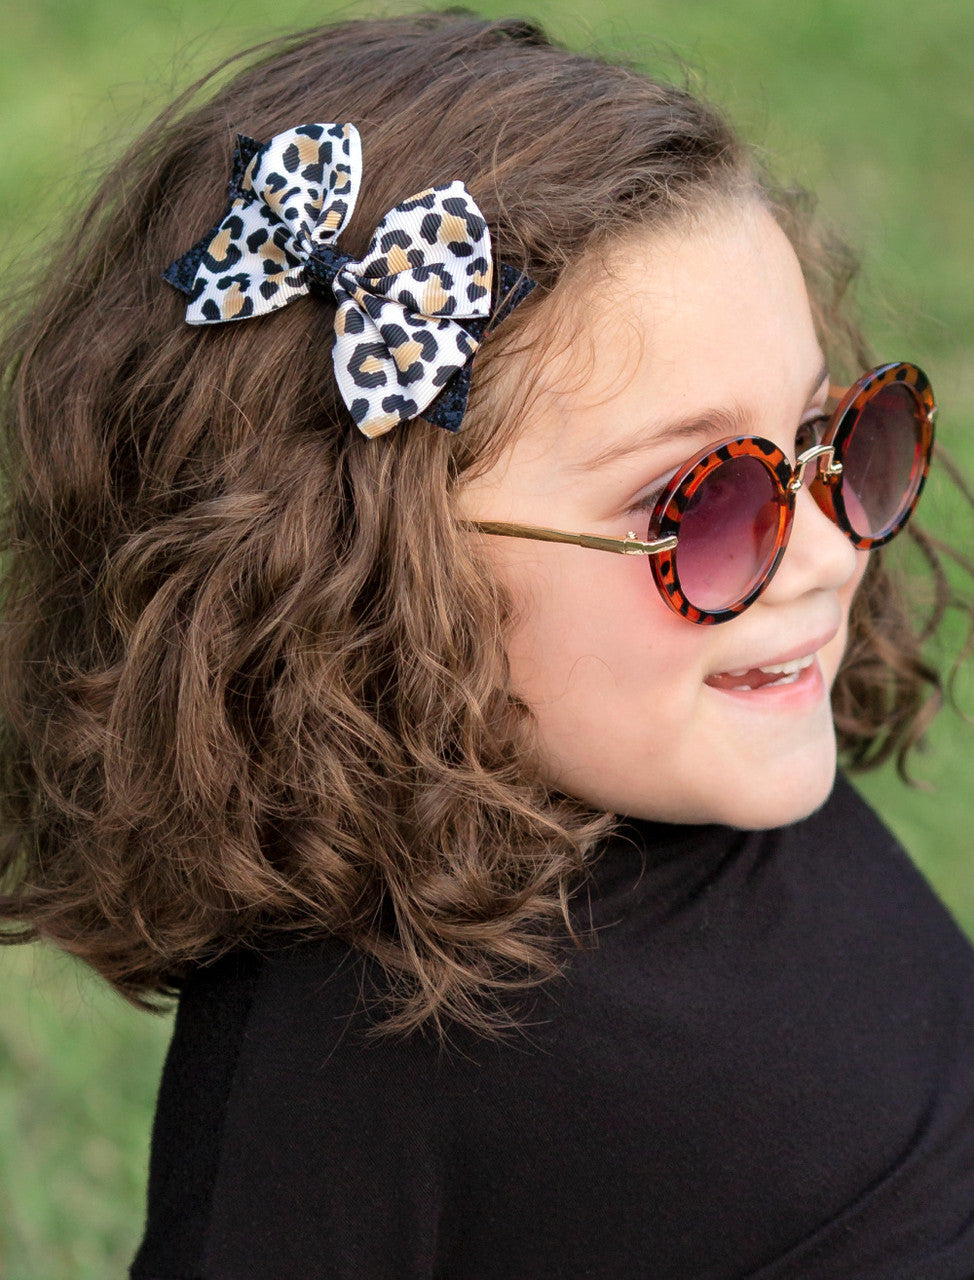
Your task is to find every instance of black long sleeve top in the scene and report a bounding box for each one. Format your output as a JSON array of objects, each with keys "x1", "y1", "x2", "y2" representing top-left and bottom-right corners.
[{"x1": 130, "y1": 775, "x2": 974, "y2": 1279}]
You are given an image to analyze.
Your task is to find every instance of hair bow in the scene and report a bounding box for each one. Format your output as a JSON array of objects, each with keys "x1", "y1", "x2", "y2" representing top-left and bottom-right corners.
[{"x1": 164, "y1": 122, "x2": 534, "y2": 437}]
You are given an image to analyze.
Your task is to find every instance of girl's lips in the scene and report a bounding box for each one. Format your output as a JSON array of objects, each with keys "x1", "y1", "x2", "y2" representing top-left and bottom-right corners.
[
  {"x1": 704, "y1": 655, "x2": 826, "y2": 707},
  {"x1": 705, "y1": 653, "x2": 815, "y2": 691}
]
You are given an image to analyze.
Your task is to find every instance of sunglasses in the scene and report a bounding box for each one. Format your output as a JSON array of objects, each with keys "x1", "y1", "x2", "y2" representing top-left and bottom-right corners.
[{"x1": 468, "y1": 361, "x2": 936, "y2": 625}]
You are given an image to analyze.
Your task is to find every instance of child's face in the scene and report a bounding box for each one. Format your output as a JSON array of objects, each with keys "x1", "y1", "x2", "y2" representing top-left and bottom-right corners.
[{"x1": 460, "y1": 201, "x2": 869, "y2": 828}]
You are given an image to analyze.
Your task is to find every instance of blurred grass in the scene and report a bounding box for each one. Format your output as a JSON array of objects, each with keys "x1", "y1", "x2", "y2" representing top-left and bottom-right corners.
[
  {"x1": 1, "y1": 1, "x2": 971, "y2": 1275},
  {"x1": 0, "y1": 945, "x2": 172, "y2": 1278}
]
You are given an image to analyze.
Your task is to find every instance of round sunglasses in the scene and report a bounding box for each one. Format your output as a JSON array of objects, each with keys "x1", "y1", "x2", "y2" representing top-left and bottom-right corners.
[{"x1": 468, "y1": 361, "x2": 936, "y2": 625}]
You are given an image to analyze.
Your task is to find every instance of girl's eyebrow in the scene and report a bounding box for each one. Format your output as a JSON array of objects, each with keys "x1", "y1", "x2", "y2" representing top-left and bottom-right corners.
[{"x1": 569, "y1": 360, "x2": 830, "y2": 474}]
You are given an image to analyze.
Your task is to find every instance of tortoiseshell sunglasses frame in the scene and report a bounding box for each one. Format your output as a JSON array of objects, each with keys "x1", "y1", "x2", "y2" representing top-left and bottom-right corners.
[{"x1": 468, "y1": 361, "x2": 936, "y2": 625}]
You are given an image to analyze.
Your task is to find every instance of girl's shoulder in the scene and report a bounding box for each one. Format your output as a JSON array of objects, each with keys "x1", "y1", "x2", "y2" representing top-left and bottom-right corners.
[{"x1": 132, "y1": 780, "x2": 974, "y2": 1279}]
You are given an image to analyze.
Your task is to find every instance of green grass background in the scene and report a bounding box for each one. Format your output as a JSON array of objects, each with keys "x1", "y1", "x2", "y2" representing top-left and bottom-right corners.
[{"x1": 1, "y1": 1, "x2": 971, "y2": 1275}]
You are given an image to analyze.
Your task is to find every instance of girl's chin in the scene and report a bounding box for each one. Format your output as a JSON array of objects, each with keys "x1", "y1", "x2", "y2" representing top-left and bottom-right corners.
[
  {"x1": 707, "y1": 747, "x2": 840, "y2": 830},
  {"x1": 716, "y1": 777, "x2": 837, "y2": 830},
  {"x1": 570, "y1": 737, "x2": 839, "y2": 829},
  {"x1": 552, "y1": 754, "x2": 839, "y2": 830}
]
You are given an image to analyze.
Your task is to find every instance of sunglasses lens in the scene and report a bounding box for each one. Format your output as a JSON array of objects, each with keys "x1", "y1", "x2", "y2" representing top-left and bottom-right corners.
[
  {"x1": 841, "y1": 383, "x2": 924, "y2": 537},
  {"x1": 676, "y1": 455, "x2": 782, "y2": 612}
]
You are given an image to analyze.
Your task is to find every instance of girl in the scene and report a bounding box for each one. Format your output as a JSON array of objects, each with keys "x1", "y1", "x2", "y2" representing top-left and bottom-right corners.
[{"x1": 2, "y1": 11, "x2": 973, "y2": 1278}]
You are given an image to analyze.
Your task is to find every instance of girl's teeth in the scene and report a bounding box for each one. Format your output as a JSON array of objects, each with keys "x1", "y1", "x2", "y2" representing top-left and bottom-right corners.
[{"x1": 724, "y1": 656, "x2": 814, "y2": 678}]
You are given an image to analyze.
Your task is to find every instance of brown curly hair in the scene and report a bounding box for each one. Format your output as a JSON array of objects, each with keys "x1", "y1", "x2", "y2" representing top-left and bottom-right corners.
[{"x1": 0, "y1": 11, "x2": 969, "y2": 1042}]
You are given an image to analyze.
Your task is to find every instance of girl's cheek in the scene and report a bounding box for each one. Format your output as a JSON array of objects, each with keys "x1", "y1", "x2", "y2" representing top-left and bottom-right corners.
[
  {"x1": 824, "y1": 549, "x2": 870, "y2": 687},
  {"x1": 846, "y1": 547, "x2": 871, "y2": 602}
]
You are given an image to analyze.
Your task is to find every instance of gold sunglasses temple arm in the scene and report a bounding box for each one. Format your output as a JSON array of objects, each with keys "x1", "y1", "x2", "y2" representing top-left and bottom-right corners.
[{"x1": 465, "y1": 520, "x2": 678, "y2": 556}]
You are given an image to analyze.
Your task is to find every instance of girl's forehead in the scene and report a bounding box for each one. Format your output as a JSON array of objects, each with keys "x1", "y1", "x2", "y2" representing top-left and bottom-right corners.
[{"x1": 485, "y1": 201, "x2": 818, "y2": 479}]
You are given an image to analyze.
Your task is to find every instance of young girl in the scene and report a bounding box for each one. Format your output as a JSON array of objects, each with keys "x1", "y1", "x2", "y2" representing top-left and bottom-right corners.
[{"x1": 2, "y1": 11, "x2": 973, "y2": 1278}]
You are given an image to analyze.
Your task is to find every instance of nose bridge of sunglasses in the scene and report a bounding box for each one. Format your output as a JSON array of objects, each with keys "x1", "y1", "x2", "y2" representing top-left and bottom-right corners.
[{"x1": 788, "y1": 443, "x2": 843, "y2": 493}]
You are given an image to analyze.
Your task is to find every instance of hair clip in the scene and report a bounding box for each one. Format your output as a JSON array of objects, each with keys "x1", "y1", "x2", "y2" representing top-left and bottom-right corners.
[{"x1": 164, "y1": 121, "x2": 535, "y2": 437}]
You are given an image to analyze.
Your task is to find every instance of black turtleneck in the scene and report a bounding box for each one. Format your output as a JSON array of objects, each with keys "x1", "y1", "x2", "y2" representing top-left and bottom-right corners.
[{"x1": 130, "y1": 775, "x2": 974, "y2": 1279}]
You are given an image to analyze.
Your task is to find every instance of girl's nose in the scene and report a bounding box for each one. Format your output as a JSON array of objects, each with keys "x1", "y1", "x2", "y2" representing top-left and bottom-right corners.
[{"x1": 760, "y1": 483, "x2": 863, "y2": 605}]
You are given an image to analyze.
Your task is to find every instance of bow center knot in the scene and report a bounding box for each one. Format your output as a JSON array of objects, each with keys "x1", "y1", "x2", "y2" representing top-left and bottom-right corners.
[{"x1": 307, "y1": 245, "x2": 355, "y2": 290}]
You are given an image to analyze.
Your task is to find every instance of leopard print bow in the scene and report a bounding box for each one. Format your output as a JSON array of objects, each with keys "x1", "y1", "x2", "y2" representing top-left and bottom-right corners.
[{"x1": 164, "y1": 121, "x2": 514, "y2": 438}]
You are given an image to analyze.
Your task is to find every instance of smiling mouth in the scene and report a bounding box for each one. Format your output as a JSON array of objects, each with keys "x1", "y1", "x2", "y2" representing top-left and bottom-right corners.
[{"x1": 705, "y1": 654, "x2": 816, "y2": 692}]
